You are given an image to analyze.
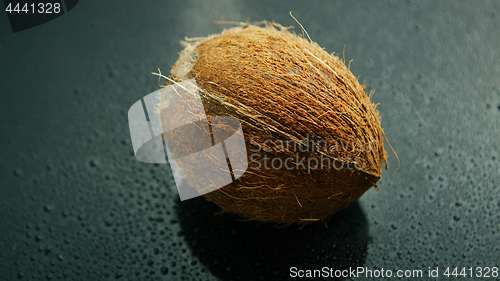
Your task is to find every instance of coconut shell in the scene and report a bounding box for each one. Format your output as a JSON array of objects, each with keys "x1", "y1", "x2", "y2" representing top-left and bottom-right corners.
[{"x1": 167, "y1": 23, "x2": 387, "y2": 224}]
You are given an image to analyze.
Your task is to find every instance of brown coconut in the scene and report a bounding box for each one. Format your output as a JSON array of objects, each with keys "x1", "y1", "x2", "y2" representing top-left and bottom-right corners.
[{"x1": 165, "y1": 22, "x2": 388, "y2": 225}]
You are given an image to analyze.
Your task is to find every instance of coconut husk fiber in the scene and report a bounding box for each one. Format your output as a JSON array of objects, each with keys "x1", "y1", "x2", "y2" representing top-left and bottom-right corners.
[{"x1": 164, "y1": 22, "x2": 388, "y2": 225}]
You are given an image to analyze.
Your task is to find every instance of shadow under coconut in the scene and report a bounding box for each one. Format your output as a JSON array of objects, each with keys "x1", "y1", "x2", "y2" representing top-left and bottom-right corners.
[{"x1": 176, "y1": 197, "x2": 370, "y2": 281}]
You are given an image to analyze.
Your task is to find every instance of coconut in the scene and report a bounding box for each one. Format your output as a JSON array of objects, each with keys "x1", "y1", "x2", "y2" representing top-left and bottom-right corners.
[{"x1": 164, "y1": 22, "x2": 388, "y2": 225}]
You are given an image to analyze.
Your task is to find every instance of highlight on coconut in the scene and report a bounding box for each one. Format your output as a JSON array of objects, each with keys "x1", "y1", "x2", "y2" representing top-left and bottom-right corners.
[{"x1": 128, "y1": 17, "x2": 393, "y2": 225}]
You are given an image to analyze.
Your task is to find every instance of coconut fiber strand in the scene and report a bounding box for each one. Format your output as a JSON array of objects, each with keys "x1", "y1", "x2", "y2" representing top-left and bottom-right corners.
[{"x1": 166, "y1": 22, "x2": 388, "y2": 225}]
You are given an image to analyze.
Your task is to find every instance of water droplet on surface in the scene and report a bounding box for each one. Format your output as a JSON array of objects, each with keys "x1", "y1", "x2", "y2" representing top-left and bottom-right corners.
[{"x1": 87, "y1": 157, "x2": 100, "y2": 168}]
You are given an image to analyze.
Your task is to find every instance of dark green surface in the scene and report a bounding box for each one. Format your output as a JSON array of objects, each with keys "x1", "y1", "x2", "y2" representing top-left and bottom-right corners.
[{"x1": 1, "y1": 1, "x2": 499, "y2": 280}]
